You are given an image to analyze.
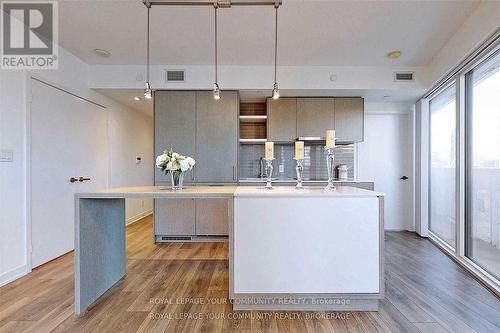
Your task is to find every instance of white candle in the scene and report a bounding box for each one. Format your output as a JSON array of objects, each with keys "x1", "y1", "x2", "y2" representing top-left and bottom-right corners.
[
  {"x1": 265, "y1": 142, "x2": 274, "y2": 160},
  {"x1": 326, "y1": 130, "x2": 336, "y2": 148},
  {"x1": 295, "y1": 141, "x2": 304, "y2": 160}
]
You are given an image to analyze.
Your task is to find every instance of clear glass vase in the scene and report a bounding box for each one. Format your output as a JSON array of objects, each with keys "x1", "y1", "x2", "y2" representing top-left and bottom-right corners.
[{"x1": 170, "y1": 170, "x2": 185, "y2": 190}]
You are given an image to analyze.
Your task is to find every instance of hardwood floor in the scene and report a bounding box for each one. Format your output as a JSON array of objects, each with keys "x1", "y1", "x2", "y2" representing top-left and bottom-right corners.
[{"x1": 1, "y1": 216, "x2": 499, "y2": 333}]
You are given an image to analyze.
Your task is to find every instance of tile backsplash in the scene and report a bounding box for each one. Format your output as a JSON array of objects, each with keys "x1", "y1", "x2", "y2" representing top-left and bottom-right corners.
[{"x1": 239, "y1": 143, "x2": 355, "y2": 180}]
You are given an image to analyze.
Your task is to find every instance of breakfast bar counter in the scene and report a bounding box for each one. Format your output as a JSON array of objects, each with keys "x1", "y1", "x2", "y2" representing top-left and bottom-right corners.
[{"x1": 74, "y1": 185, "x2": 384, "y2": 314}]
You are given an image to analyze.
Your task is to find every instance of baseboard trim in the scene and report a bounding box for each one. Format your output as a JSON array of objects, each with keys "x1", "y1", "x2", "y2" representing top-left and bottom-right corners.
[
  {"x1": 0, "y1": 264, "x2": 29, "y2": 287},
  {"x1": 126, "y1": 209, "x2": 153, "y2": 225}
]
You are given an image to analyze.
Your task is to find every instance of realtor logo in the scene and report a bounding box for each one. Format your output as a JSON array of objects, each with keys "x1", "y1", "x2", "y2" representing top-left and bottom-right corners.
[{"x1": 1, "y1": 1, "x2": 58, "y2": 69}]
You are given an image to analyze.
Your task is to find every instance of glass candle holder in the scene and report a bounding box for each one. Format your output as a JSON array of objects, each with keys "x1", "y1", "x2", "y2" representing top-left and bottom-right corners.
[
  {"x1": 264, "y1": 158, "x2": 274, "y2": 190},
  {"x1": 325, "y1": 147, "x2": 336, "y2": 191},
  {"x1": 294, "y1": 158, "x2": 304, "y2": 189}
]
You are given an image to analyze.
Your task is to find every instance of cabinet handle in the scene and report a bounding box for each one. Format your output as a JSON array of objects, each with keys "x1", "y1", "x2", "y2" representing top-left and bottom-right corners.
[{"x1": 233, "y1": 166, "x2": 236, "y2": 181}]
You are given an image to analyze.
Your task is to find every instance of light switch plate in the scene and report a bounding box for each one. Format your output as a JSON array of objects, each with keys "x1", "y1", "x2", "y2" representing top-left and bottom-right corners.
[
  {"x1": 279, "y1": 164, "x2": 284, "y2": 173},
  {"x1": 0, "y1": 149, "x2": 14, "y2": 162}
]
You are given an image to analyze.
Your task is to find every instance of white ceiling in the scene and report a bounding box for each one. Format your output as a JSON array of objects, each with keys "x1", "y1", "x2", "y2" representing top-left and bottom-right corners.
[
  {"x1": 96, "y1": 88, "x2": 153, "y2": 116},
  {"x1": 96, "y1": 87, "x2": 422, "y2": 115},
  {"x1": 60, "y1": 0, "x2": 480, "y2": 66}
]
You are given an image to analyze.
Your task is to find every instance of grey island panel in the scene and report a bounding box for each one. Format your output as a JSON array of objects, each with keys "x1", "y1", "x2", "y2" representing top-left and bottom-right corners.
[{"x1": 75, "y1": 198, "x2": 126, "y2": 315}]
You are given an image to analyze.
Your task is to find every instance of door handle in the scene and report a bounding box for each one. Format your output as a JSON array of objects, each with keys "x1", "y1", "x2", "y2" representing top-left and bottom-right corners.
[
  {"x1": 400, "y1": 176, "x2": 408, "y2": 180},
  {"x1": 69, "y1": 177, "x2": 79, "y2": 183},
  {"x1": 78, "y1": 177, "x2": 91, "y2": 182}
]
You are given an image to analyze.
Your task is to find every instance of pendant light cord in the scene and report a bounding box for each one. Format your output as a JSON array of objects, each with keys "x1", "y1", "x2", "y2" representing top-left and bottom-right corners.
[
  {"x1": 274, "y1": 5, "x2": 278, "y2": 84},
  {"x1": 146, "y1": 5, "x2": 150, "y2": 83},
  {"x1": 214, "y1": 4, "x2": 218, "y2": 85}
]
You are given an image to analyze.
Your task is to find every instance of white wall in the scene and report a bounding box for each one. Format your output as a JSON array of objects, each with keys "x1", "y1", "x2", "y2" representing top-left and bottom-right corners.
[
  {"x1": 429, "y1": 1, "x2": 500, "y2": 85},
  {"x1": 88, "y1": 64, "x2": 429, "y2": 92},
  {"x1": 0, "y1": 46, "x2": 153, "y2": 286},
  {"x1": 0, "y1": 71, "x2": 28, "y2": 284},
  {"x1": 107, "y1": 104, "x2": 154, "y2": 224}
]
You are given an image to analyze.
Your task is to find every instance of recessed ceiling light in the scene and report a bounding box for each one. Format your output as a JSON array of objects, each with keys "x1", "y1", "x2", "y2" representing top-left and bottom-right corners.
[
  {"x1": 387, "y1": 50, "x2": 401, "y2": 59},
  {"x1": 134, "y1": 96, "x2": 141, "y2": 101},
  {"x1": 93, "y1": 49, "x2": 111, "y2": 58}
]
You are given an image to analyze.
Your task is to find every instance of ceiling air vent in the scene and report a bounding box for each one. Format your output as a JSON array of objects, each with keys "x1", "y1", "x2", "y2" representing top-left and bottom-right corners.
[
  {"x1": 394, "y1": 72, "x2": 414, "y2": 82},
  {"x1": 166, "y1": 70, "x2": 185, "y2": 82}
]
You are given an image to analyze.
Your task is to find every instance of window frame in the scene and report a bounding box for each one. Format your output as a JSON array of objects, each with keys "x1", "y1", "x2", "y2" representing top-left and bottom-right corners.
[
  {"x1": 428, "y1": 81, "x2": 458, "y2": 249},
  {"x1": 464, "y1": 50, "x2": 500, "y2": 280},
  {"x1": 422, "y1": 35, "x2": 500, "y2": 297}
]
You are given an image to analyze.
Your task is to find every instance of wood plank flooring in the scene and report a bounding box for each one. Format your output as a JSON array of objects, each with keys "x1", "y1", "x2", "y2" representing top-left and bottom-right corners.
[{"x1": 1, "y1": 216, "x2": 499, "y2": 333}]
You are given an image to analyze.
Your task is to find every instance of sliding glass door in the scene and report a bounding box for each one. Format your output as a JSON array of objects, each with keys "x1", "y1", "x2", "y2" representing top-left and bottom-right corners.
[
  {"x1": 429, "y1": 84, "x2": 456, "y2": 248},
  {"x1": 465, "y1": 51, "x2": 500, "y2": 279}
]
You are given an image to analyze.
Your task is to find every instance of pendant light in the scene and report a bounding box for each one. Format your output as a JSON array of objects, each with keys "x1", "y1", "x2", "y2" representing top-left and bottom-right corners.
[
  {"x1": 272, "y1": 3, "x2": 279, "y2": 99},
  {"x1": 213, "y1": 3, "x2": 221, "y2": 100},
  {"x1": 144, "y1": 4, "x2": 152, "y2": 100}
]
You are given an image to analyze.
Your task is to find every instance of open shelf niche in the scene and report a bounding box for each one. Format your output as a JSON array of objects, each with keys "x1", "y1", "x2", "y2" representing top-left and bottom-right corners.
[{"x1": 239, "y1": 102, "x2": 267, "y2": 143}]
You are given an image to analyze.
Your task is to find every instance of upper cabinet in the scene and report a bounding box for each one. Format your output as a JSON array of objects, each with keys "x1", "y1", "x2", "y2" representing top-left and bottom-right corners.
[
  {"x1": 154, "y1": 91, "x2": 196, "y2": 184},
  {"x1": 267, "y1": 98, "x2": 297, "y2": 142},
  {"x1": 334, "y1": 97, "x2": 364, "y2": 143},
  {"x1": 154, "y1": 90, "x2": 239, "y2": 184},
  {"x1": 196, "y1": 91, "x2": 239, "y2": 182},
  {"x1": 297, "y1": 98, "x2": 335, "y2": 137},
  {"x1": 266, "y1": 97, "x2": 364, "y2": 143}
]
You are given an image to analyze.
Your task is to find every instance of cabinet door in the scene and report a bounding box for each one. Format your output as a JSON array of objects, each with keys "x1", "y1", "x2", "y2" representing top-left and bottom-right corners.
[
  {"x1": 267, "y1": 98, "x2": 297, "y2": 142},
  {"x1": 196, "y1": 199, "x2": 228, "y2": 235},
  {"x1": 296, "y1": 98, "x2": 335, "y2": 137},
  {"x1": 155, "y1": 91, "x2": 196, "y2": 183},
  {"x1": 196, "y1": 91, "x2": 239, "y2": 182},
  {"x1": 334, "y1": 97, "x2": 364, "y2": 142},
  {"x1": 154, "y1": 199, "x2": 195, "y2": 235}
]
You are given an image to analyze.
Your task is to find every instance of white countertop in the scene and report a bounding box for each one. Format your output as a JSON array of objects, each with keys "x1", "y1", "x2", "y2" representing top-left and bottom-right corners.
[
  {"x1": 234, "y1": 186, "x2": 384, "y2": 198},
  {"x1": 76, "y1": 185, "x2": 383, "y2": 199},
  {"x1": 76, "y1": 186, "x2": 237, "y2": 199}
]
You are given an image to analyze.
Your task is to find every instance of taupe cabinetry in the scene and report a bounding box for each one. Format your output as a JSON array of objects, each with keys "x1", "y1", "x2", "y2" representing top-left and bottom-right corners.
[
  {"x1": 154, "y1": 91, "x2": 238, "y2": 239},
  {"x1": 266, "y1": 97, "x2": 364, "y2": 143},
  {"x1": 154, "y1": 90, "x2": 238, "y2": 183},
  {"x1": 267, "y1": 98, "x2": 297, "y2": 142},
  {"x1": 195, "y1": 199, "x2": 229, "y2": 235},
  {"x1": 342, "y1": 182, "x2": 374, "y2": 191},
  {"x1": 297, "y1": 98, "x2": 335, "y2": 137},
  {"x1": 154, "y1": 199, "x2": 196, "y2": 236},
  {"x1": 154, "y1": 91, "x2": 196, "y2": 183},
  {"x1": 155, "y1": 199, "x2": 228, "y2": 237},
  {"x1": 334, "y1": 98, "x2": 364, "y2": 142},
  {"x1": 196, "y1": 91, "x2": 239, "y2": 182}
]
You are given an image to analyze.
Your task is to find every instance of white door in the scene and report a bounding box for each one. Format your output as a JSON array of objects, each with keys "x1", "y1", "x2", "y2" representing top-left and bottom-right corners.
[
  {"x1": 358, "y1": 113, "x2": 411, "y2": 230},
  {"x1": 30, "y1": 79, "x2": 108, "y2": 267}
]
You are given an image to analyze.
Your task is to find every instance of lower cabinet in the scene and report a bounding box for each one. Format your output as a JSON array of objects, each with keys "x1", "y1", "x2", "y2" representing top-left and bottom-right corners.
[
  {"x1": 196, "y1": 199, "x2": 229, "y2": 236},
  {"x1": 154, "y1": 199, "x2": 196, "y2": 236},
  {"x1": 154, "y1": 198, "x2": 228, "y2": 238}
]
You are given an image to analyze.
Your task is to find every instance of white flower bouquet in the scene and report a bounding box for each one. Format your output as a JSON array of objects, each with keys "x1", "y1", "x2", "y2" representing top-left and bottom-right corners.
[{"x1": 156, "y1": 150, "x2": 196, "y2": 190}]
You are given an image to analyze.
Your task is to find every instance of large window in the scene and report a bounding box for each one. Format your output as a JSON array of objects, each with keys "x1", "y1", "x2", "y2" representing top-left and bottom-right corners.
[
  {"x1": 429, "y1": 84, "x2": 457, "y2": 248},
  {"x1": 466, "y1": 51, "x2": 500, "y2": 279}
]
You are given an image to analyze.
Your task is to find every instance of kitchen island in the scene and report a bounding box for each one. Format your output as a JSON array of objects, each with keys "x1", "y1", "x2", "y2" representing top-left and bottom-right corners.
[
  {"x1": 232, "y1": 186, "x2": 384, "y2": 311},
  {"x1": 74, "y1": 186, "x2": 383, "y2": 314}
]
